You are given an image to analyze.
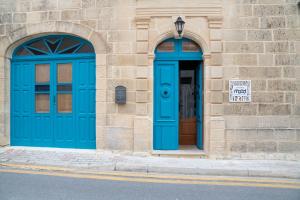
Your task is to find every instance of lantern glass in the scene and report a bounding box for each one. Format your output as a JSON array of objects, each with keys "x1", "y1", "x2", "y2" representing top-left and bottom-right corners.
[{"x1": 174, "y1": 17, "x2": 185, "y2": 37}]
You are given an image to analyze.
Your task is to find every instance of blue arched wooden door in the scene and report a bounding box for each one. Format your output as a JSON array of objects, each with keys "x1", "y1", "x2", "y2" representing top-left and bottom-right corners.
[
  {"x1": 154, "y1": 38, "x2": 203, "y2": 150},
  {"x1": 11, "y1": 35, "x2": 96, "y2": 149}
]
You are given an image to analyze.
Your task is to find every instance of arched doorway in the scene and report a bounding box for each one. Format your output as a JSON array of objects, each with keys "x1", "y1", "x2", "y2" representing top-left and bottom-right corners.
[
  {"x1": 154, "y1": 38, "x2": 203, "y2": 150},
  {"x1": 11, "y1": 35, "x2": 96, "y2": 149}
]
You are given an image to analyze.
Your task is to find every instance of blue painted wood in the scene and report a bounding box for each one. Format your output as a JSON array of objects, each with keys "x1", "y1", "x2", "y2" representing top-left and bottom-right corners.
[
  {"x1": 196, "y1": 63, "x2": 203, "y2": 149},
  {"x1": 76, "y1": 60, "x2": 96, "y2": 148},
  {"x1": 11, "y1": 35, "x2": 96, "y2": 149},
  {"x1": 13, "y1": 35, "x2": 94, "y2": 57},
  {"x1": 32, "y1": 60, "x2": 52, "y2": 147},
  {"x1": 154, "y1": 37, "x2": 203, "y2": 150},
  {"x1": 53, "y1": 60, "x2": 74, "y2": 148},
  {"x1": 155, "y1": 38, "x2": 203, "y2": 61},
  {"x1": 11, "y1": 62, "x2": 34, "y2": 146},
  {"x1": 13, "y1": 54, "x2": 95, "y2": 62},
  {"x1": 154, "y1": 61, "x2": 179, "y2": 150}
]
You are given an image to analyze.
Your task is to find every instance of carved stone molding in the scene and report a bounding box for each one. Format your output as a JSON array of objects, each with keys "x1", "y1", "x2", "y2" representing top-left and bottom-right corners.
[
  {"x1": 135, "y1": 5, "x2": 223, "y2": 32},
  {"x1": 207, "y1": 16, "x2": 223, "y2": 29},
  {"x1": 136, "y1": 6, "x2": 222, "y2": 18},
  {"x1": 136, "y1": 17, "x2": 151, "y2": 29},
  {"x1": 203, "y1": 54, "x2": 211, "y2": 61}
]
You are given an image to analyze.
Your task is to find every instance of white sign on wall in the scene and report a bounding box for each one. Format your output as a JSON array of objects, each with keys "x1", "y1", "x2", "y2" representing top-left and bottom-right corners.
[{"x1": 229, "y1": 80, "x2": 251, "y2": 102}]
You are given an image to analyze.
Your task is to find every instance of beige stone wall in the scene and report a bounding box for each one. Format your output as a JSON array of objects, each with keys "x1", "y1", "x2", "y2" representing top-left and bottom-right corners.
[
  {"x1": 0, "y1": 0, "x2": 299, "y2": 160},
  {"x1": 135, "y1": 0, "x2": 222, "y2": 155},
  {"x1": 222, "y1": 0, "x2": 300, "y2": 160},
  {"x1": 0, "y1": 0, "x2": 137, "y2": 151}
]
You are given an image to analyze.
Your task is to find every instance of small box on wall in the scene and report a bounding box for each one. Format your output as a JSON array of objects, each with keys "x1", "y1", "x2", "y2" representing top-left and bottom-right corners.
[{"x1": 115, "y1": 85, "x2": 126, "y2": 104}]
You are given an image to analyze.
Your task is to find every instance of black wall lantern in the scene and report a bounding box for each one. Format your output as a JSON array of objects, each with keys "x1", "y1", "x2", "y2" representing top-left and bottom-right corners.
[{"x1": 174, "y1": 16, "x2": 185, "y2": 38}]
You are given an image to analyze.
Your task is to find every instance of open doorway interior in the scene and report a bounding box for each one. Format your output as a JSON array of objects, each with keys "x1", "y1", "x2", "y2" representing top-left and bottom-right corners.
[{"x1": 179, "y1": 61, "x2": 200, "y2": 147}]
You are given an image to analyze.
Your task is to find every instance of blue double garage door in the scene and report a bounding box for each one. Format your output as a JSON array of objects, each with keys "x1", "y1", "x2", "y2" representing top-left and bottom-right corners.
[{"x1": 11, "y1": 59, "x2": 96, "y2": 149}]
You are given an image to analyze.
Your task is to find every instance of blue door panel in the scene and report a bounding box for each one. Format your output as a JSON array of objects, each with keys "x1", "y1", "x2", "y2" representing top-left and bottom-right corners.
[
  {"x1": 11, "y1": 58, "x2": 96, "y2": 149},
  {"x1": 78, "y1": 117, "x2": 88, "y2": 141},
  {"x1": 52, "y1": 60, "x2": 75, "y2": 148},
  {"x1": 88, "y1": 60, "x2": 96, "y2": 86},
  {"x1": 11, "y1": 116, "x2": 31, "y2": 145},
  {"x1": 75, "y1": 60, "x2": 96, "y2": 148},
  {"x1": 54, "y1": 116, "x2": 73, "y2": 141},
  {"x1": 22, "y1": 91, "x2": 32, "y2": 114},
  {"x1": 90, "y1": 90, "x2": 96, "y2": 114},
  {"x1": 54, "y1": 116, "x2": 74, "y2": 147},
  {"x1": 154, "y1": 61, "x2": 179, "y2": 150},
  {"x1": 13, "y1": 91, "x2": 23, "y2": 113},
  {"x1": 153, "y1": 125, "x2": 178, "y2": 150},
  {"x1": 154, "y1": 38, "x2": 203, "y2": 150},
  {"x1": 161, "y1": 126, "x2": 178, "y2": 150},
  {"x1": 160, "y1": 100, "x2": 173, "y2": 118},
  {"x1": 32, "y1": 116, "x2": 52, "y2": 146},
  {"x1": 160, "y1": 67, "x2": 172, "y2": 84},
  {"x1": 11, "y1": 61, "x2": 34, "y2": 146},
  {"x1": 22, "y1": 64, "x2": 32, "y2": 87},
  {"x1": 77, "y1": 116, "x2": 96, "y2": 148},
  {"x1": 89, "y1": 117, "x2": 96, "y2": 141},
  {"x1": 78, "y1": 90, "x2": 89, "y2": 113},
  {"x1": 196, "y1": 63, "x2": 203, "y2": 149},
  {"x1": 11, "y1": 35, "x2": 96, "y2": 149}
]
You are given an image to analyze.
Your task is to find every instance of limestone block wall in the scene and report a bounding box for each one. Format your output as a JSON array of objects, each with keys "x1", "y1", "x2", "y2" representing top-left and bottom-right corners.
[
  {"x1": 0, "y1": 0, "x2": 222, "y2": 154},
  {"x1": 0, "y1": 0, "x2": 299, "y2": 160},
  {"x1": 222, "y1": 0, "x2": 300, "y2": 160},
  {"x1": 0, "y1": 0, "x2": 138, "y2": 151},
  {"x1": 135, "y1": 0, "x2": 223, "y2": 156}
]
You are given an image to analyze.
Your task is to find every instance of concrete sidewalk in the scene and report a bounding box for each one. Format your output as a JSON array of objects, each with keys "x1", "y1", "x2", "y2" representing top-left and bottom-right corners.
[{"x1": 0, "y1": 147, "x2": 300, "y2": 179}]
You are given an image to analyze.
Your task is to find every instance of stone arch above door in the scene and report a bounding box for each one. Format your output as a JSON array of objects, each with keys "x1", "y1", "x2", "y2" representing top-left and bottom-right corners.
[
  {"x1": 1, "y1": 21, "x2": 107, "y2": 58},
  {"x1": 153, "y1": 37, "x2": 204, "y2": 150},
  {"x1": 149, "y1": 30, "x2": 210, "y2": 58},
  {"x1": 0, "y1": 22, "x2": 108, "y2": 147},
  {"x1": 134, "y1": 13, "x2": 223, "y2": 153},
  {"x1": 10, "y1": 34, "x2": 96, "y2": 149}
]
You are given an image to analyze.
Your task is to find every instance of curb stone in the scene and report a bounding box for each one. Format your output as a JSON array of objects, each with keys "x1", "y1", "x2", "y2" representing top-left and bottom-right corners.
[{"x1": 0, "y1": 147, "x2": 300, "y2": 179}]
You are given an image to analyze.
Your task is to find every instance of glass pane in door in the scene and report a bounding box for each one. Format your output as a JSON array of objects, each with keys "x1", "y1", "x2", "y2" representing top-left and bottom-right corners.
[
  {"x1": 182, "y1": 41, "x2": 200, "y2": 52},
  {"x1": 157, "y1": 41, "x2": 174, "y2": 52},
  {"x1": 57, "y1": 94, "x2": 72, "y2": 113},
  {"x1": 36, "y1": 64, "x2": 50, "y2": 83},
  {"x1": 35, "y1": 64, "x2": 50, "y2": 113},
  {"x1": 35, "y1": 94, "x2": 50, "y2": 112},
  {"x1": 57, "y1": 63, "x2": 72, "y2": 83},
  {"x1": 57, "y1": 63, "x2": 72, "y2": 113}
]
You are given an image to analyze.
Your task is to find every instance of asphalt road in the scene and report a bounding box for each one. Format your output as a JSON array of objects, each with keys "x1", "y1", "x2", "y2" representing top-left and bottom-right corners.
[{"x1": 0, "y1": 171, "x2": 300, "y2": 200}]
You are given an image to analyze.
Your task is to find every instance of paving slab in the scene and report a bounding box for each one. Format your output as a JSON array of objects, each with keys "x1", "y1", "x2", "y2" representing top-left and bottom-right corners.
[{"x1": 0, "y1": 147, "x2": 300, "y2": 179}]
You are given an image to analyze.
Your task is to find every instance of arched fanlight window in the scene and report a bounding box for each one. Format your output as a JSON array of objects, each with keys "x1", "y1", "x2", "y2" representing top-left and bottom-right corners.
[
  {"x1": 182, "y1": 40, "x2": 200, "y2": 52},
  {"x1": 156, "y1": 40, "x2": 175, "y2": 52},
  {"x1": 156, "y1": 38, "x2": 201, "y2": 53},
  {"x1": 14, "y1": 35, "x2": 94, "y2": 56},
  {"x1": 155, "y1": 38, "x2": 202, "y2": 60}
]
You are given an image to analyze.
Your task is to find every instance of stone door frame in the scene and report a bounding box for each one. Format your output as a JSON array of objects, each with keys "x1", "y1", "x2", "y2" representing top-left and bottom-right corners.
[
  {"x1": 134, "y1": 5, "x2": 224, "y2": 157},
  {"x1": 0, "y1": 21, "x2": 107, "y2": 149}
]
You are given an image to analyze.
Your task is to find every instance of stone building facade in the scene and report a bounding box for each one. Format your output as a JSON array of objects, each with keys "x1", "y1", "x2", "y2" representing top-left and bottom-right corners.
[{"x1": 0, "y1": 0, "x2": 299, "y2": 160}]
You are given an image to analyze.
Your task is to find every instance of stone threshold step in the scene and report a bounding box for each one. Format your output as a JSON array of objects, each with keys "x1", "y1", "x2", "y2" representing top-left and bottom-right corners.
[{"x1": 152, "y1": 149, "x2": 207, "y2": 158}]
